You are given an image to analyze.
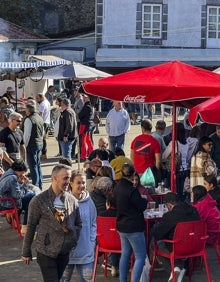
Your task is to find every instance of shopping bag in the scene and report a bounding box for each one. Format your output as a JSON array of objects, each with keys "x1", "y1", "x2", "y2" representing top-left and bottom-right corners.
[
  {"x1": 140, "y1": 255, "x2": 151, "y2": 282},
  {"x1": 140, "y1": 167, "x2": 155, "y2": 187}
]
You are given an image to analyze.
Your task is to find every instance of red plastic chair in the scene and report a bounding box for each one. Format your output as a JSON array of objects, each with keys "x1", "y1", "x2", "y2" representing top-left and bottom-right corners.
[
  {"x1": 0, "y1": 197, "x2": 23, "y2": 240},
  {"x1": 92, "y1": 216, "x2": 121, "y2": 281},
  {"x1": 207, "y1": 222, "x2": 220, "y2": 265},
  {"x1": 149, "y1": 220, "x2": 212, "y2": 282}
]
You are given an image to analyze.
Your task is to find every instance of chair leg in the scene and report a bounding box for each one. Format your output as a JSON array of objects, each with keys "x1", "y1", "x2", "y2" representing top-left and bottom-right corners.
[
  {"x1": 92, "y1": 245, "x2": 99, "y2": 282},
  {"x1": 170, "y1": 258, "x2": 176, "y2": 282},
  {"x1": 203, "y1": 253, "x2": 212, "y2": 282},
  {"x1": 149, "y1": 253, "x2": 157, "y2": 282},
  {"x1": 103, "y1": 252, "x2": 108, "y2": 277},
  {"x1": 188, "y1": 258, "x2": 194, "y2": 282},
  {"x1": 13, "y1": 212, "x2": 23, "y2": 240}
]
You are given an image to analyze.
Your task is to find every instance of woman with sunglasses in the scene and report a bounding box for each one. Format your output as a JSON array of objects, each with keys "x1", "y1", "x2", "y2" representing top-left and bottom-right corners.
[
  {"x1": 61, "y1": 170, "x2": 97, "y2": 282},
  {"x1": 190, "y1": 136, "x2": 218, "y2": 190}
]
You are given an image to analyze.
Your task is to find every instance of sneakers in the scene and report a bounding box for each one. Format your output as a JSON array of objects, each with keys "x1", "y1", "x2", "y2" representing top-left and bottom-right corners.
[
  {"x1": 168, "y1": 266, "x2": 180, "y2": 282},
  {"x1": 177, "y1": 268, "x2": 186, "y2": 282},
  {"x1": 168, "y1": 267, "x2": 186, "y2": 282},
  {"x1": 101, "y1": 263, "x2": 112, "y2": 271},
  {"x1": 111, "y1": 266, "x2": 119, "y2": 277}
]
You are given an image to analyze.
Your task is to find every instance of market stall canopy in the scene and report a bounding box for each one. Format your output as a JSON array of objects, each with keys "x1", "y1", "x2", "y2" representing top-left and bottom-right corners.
[
  {"x1": 30, "y1": 61, "x2": 111, "y2": 81},
  {"x1": 189, "y1": 95, "x2": 220, "y2": 126},
  {"x1": 0, "y1": 55, "x2": 70, "y2": 81},
  {"x1": 0, "y1": 57, "x2": 68, "y2": 70},
  {"x1": 83, "y1": 61, "x2": 220, "y2": 108}
]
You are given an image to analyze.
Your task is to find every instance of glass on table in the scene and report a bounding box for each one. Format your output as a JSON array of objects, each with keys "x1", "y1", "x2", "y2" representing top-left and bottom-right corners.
[
  {"x1": 158, "y1": 204, "x2": 166, "y2": 215},
  {"x1": 148, "y1": 201, "x2": 156, "y2": 213}
]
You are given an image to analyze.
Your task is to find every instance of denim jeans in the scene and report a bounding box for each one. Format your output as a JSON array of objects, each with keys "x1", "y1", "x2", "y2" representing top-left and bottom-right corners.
[
  {"x1": 26, "y1": 145, "x2": 43, "y2": 189},
  {"x1": 119, "y1": 231, "x2": 146, "y2": 282},
  {"x1": 59, "y1": 140, "x2": 74, "y2": 159},
  {"x1": 61, "y1": 262, "x2": 94, "y2": 282},
  {"x1": 139, "y1": 104, "x2": 152, "y2": 120},
  {"x1": 37, "y1": 252, "x2": 69, "y2": 282},
  {"x1": 108, "y1": 134, "x2": 125, "y2": 154},
  {"x1": 109, "y1": 253, "x2": 121, "y2": 268},
  {"x1": 21, "y1": 191, "x2": 35, "y2": 225}
]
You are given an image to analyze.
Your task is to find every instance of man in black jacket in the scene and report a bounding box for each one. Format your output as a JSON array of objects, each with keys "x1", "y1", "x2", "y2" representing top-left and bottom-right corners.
[
  {"x1": 152, "y1": 192, "x2": 200, "y2": 282},
  {"x1": 58, "y1": 98, "x2": 77, "y2": 159}
]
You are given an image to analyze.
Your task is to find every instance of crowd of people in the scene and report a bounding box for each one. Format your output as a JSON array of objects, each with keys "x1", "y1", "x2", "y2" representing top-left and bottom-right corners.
[{"x1": 0, "y1": 84, "x2": 220, "y2": 282}]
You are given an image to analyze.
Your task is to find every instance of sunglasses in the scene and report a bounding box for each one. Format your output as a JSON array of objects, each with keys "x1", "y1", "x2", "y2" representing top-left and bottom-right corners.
[
  {"x1": 206, "y1": 143, "x2": 213, "y2": 147},
  {"x1": 14, "y1": 119, "x2": 22, "y2": 123}
]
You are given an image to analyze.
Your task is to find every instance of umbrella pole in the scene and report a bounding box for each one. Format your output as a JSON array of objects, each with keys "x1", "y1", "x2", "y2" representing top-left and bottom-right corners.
[
  {"x1": 170, "y1": 103, "x2": 177, "y2": 192},
  {"x1": 77, "y1": 135, "x2": 81, "y2": 170},
  {"x1": 15, "y1": 78, "x2": 18, "y2": 112}
]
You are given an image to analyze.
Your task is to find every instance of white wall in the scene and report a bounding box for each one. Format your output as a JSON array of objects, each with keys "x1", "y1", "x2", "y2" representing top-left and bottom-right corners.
[
  {"x1": 102, "y1": 0, "x2": 139, "y2": 45},
  {"x1": 163, "y1": 0, "x2": 205, "y2": 47},
  {"x1": 101, "y1": 0, "x2": 205, "y2": 48}
]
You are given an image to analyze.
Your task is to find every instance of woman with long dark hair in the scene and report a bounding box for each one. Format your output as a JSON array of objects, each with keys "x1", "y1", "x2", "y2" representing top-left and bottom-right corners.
[{"x1": 190, "y1": 136, "x2": 218, "y2": 188}]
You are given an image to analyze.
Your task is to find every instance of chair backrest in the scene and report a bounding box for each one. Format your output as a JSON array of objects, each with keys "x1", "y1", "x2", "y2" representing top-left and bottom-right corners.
[
  {"x1": 0, "y1": 197, "x2": 17, "y2": 212},
  {"x1": 173, "y1": 220, "x2": 207, "y2": 256},
  {"x1": 96, "y1": 216, "x2": 121, "y2": 250}
]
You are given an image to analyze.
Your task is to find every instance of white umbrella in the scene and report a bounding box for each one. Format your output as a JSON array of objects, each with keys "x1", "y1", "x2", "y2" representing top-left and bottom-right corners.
[{"x1": 30, "y1": 62, "x2": 111, "y2": 81}]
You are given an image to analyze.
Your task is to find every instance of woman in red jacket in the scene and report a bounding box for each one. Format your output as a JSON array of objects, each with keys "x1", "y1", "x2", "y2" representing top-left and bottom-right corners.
[{"x1": 192, "y1": 185, "x2": 220, "y2": 245}]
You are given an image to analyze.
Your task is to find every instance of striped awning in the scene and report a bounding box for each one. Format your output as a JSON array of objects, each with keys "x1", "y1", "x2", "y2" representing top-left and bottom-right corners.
[{"x1": 0, "y1": 59, "x2": 67, "y2": 69}]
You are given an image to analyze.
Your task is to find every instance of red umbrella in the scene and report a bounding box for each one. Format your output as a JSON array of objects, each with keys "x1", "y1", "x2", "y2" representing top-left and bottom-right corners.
[
  {"x1": 83, "y1": 61, "x2": 220, "y2": 192},
  {"x1": 189, "y1": 95, "x2": 220, "y2": 126},
  {"x1": 83, "y1": 61, "x2": 220, "y2": 108}
]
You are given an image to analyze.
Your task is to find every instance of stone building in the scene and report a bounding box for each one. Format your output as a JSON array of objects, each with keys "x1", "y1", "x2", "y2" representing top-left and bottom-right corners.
[{"x1": 0, "y1": 0, "x2": 95, "y2": 37}]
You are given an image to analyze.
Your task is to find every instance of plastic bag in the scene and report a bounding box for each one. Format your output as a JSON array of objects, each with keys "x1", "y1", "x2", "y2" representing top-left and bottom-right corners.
[
  {"x1": 140, "y1": 255, "x2": 151, "y2": 282},
  {"x1": 140, "y1": 167, "x2": 155, "y2": 187}
]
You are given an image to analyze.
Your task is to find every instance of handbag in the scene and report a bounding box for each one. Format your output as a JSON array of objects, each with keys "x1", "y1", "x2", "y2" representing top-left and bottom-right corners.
[
  {"x1": 140, "y1": 167, "x2": 155, "y2": 187},
  {"x1": 93, "y1": 111, "x2": 100, "y2": 124},
  {"x1": 166, "y1": 142, "x2": 182, "y2": 172}
]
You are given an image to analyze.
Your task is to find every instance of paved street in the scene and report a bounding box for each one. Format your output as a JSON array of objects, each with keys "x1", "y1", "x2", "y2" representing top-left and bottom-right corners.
[{"x1": 0, "y1": 115, "x2": 220, "y2": 281}]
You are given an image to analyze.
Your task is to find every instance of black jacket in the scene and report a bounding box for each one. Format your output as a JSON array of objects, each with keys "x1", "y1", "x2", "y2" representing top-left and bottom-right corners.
[
  {"x1": 78, "y1": 101, "x2": 94, "y2": 132},
  {"x1": 114, "y1": 178, "x2": 147, "y2": 233},
  {"x1": 90, "y1": 189, "x2": 107, "y2": 216},
  {"x1": 58, "y1": 108, "x2": 77, "y2": 140},
  {"x1": 152, "y1": 202, "x2": 200, "y2": 242}
]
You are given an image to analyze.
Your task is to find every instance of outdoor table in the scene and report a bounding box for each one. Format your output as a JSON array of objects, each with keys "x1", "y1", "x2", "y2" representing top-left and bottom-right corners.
[{"x1": 144, "y1": 210, "x2": 163, "y2": 255}]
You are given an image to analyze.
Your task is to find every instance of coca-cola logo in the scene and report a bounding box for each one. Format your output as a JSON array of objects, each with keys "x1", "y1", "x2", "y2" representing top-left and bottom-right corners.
[{"x1": 124, "y1": 95, "x2": 146, "y2": 103}]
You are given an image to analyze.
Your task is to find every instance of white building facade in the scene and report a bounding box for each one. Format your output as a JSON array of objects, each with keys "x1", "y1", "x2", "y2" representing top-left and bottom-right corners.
[{"x1": 95, "y1": 0, "x2": 220, "y2": 68}]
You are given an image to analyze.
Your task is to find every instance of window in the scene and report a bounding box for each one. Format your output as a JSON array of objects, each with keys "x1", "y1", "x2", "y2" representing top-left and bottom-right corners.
[
  {"x1": 207, "y1": 6, "x2": 220, "y2": 39},
  {"x1": 142, "y1": 4, "x2": 162, "y2": 38}
]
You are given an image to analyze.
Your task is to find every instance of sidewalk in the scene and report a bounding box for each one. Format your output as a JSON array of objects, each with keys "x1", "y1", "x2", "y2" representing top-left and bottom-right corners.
[{"x1": 0, "y1": 116, "x2": 220, "y2": 281}]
